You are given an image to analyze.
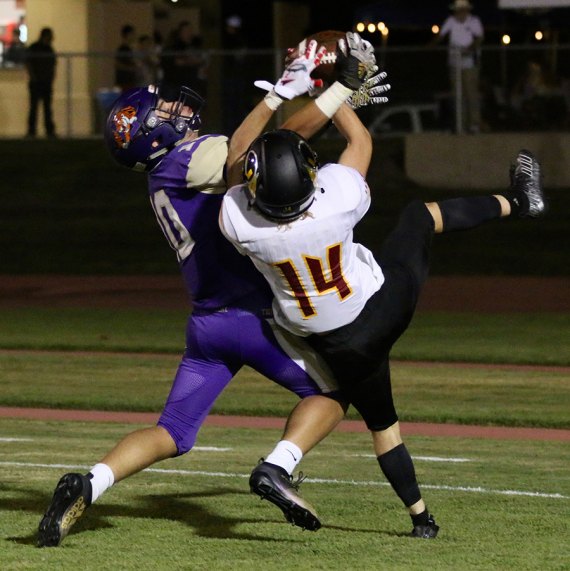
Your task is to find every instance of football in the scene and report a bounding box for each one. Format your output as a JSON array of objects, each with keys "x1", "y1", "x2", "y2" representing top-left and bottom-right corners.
[{"x1": 286, "y1": 30, "x2": 346, "y2": 85}]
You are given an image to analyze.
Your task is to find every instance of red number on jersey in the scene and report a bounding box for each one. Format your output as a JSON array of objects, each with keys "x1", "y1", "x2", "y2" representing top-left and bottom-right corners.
[
  {"x1": 274, "y1": 260, "x2": 317, "y2": 318},
  {"x1": 274, "y1": 243, "x2": 352, "y2": 319}
]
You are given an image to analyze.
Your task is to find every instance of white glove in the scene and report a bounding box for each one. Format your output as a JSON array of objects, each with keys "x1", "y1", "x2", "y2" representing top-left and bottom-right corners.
[
  {"x1": 348, "y1": 68, "x2": 391, "y2": 109},
  {"x1": 336, "y1": 32, "x2": 377, "y2": 90},
  {"x1": 254, "y1": 39, "x2": 327, "y2": 100}
]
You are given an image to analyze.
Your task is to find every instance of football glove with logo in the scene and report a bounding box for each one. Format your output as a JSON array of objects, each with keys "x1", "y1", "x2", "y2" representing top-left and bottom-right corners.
[
  {"x1": 348, "y1": 67, "x2": 391, "y2": 109},
  {"x1": 255, "y1": 39, "x2": 327, "y2": 100}
]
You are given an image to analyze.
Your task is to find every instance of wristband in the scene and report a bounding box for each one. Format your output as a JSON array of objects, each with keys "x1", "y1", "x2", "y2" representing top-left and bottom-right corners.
[
  {"x1": 314, "y1": 82, "x2": 354, "y2": 118},
  {"x1": 264, "y1": 90, "x2": 284, "y2": 111}
]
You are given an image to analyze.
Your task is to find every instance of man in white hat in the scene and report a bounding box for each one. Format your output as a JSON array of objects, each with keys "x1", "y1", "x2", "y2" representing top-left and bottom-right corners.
[{"x1": 436, "y1": 0, "x2": 484, "y2": 133}]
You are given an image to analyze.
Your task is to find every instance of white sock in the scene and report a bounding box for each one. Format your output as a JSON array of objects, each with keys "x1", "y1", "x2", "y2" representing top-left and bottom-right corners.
[
  {"x1": 88, "y1": 463, "x2": 115, "y2": 503},
  {"x1": 265, "y1": 440, "x2": 303, "y2": 475}
]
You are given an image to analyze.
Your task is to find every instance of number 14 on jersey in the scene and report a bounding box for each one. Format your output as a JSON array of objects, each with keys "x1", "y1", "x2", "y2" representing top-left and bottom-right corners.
[{"x1": 274, "y1": 243, "x2": 353, "y2": 318}]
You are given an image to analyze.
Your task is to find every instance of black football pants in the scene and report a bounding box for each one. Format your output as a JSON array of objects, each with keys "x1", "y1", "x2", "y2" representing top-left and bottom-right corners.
[{"x1": 307, "y1": 200, "x2": 434, "y2": 430}]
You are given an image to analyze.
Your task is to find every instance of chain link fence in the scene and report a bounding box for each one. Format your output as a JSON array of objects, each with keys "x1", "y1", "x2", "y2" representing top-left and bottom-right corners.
[{"x1": 2, "y1": 44, "x2": 569, "y2": 137}]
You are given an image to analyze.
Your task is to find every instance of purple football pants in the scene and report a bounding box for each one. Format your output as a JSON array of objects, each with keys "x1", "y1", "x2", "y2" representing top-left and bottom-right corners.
[{"x1": 157, "y1": 306, "x2": 326, "y2": 455}]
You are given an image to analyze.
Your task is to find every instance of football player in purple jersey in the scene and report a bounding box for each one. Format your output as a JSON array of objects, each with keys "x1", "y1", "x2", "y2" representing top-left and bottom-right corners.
[{"x1": 37, "y1": 37, "x2": 387, "y2": 546}]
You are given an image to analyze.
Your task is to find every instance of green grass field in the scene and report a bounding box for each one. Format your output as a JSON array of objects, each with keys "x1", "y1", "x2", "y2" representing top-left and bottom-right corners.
[
  {"x1": 1, "y1": 419, "x2": 569, "y2": 570},
  {"x1": 0, "y1": 305, "x2": 568, "y2": 568},
  {"x1": 1, "y1": 308, "x2": 569, "y2": 365},
  {"x1": 1, "y1": 128, "x2": 569, "y2": 571},
  {"x1": 0, "y1": 307, "x2": 568, "y2": 429},
  {"x1": 1, "y1": 350, "x2": 569, "y2": 428}
]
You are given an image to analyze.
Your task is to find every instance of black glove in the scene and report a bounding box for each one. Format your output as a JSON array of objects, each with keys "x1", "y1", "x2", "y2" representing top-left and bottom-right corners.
[{"x1": 335, "y1": 32, "x2": 377, "y2": 90}]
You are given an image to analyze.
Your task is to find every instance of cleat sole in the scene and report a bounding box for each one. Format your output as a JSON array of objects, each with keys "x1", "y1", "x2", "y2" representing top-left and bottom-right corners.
[{"x1": 251, "y1": 477, "x2": 321, "y2": 531}]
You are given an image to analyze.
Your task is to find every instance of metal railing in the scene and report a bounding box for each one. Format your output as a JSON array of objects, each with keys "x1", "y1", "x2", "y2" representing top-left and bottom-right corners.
[{"x1": 3, "y1": 44, "x2": 569, "y2": 137}]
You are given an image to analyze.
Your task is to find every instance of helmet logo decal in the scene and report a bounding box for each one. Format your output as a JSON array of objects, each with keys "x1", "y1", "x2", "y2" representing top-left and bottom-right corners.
[
  {"x1": 244, "y1": 149, "x2": 259, "y2": 200},
  {"x1": 112, "y1": 105, "x2": 138, "y2": 149},
  {"x1": 299, "y1": 141, "x2": 318, "y2": 183}
]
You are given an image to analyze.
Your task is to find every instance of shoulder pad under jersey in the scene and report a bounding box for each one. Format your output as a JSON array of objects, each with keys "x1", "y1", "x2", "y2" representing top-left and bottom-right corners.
[{"x1": 176, "y1": 135, "x2": 229, "y2": 195}]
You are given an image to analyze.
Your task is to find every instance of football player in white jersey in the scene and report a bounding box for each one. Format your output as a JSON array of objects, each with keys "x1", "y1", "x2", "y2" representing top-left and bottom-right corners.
[{"x1": 221, "y1": 54, "x2": 546, "y2": 538}]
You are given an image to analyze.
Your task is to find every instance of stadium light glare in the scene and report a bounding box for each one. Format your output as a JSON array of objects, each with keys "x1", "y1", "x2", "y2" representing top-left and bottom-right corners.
[
  {"x1": 502, "y1": 34, "x2": 511, "y2": 45},
  {"x1": 367, "y1": 23, "x2": 376, "y2": 33},
  {"x1": 535, "y1": 30, "x2": 543, "y2": 40},
  {"x1": 378, "y1": 22, "x2": 386, "y2": 32},
  {"x1": 381, "y1": 26, "x2": 389, "y2": 37},
  {"x1": 432, "y1": 25, "x2": 440, "y2": 34},
  {"x1": 356, "y1": 22, "x2": 366, "y2": 33}
]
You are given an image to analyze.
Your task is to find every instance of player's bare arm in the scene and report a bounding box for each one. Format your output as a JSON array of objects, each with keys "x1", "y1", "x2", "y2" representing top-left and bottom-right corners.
[
  {"x1": 332, "y1": 104, "x2": 372, "y2": 178},
  {"x1": 225, "y1": 100, "x2": 277, "y2": 188},
  {"x1": 226, "y1": 31, "x2": 378, "y2": 188},
  {"x1": 226, "y1": 39, "x2": 327, "y2": 188}
]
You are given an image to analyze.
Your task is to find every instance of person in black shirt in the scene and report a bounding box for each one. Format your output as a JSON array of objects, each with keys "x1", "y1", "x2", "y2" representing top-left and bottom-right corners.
[
  {"x1": 26, "y1": 27, "x2": 56, "y2": 138},
  {"x1": 115, "y1": 24, "x2": 139, "y2": 92},
  {"x1": 161, "y1": 21, "x2": 206, "y2": 95},
  {"x1": 5, "y1": 28, "x2": 26, "y2": 67}
]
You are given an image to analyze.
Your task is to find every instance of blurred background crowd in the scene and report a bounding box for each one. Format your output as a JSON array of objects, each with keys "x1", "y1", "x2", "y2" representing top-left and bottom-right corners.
[{"x1": 0, "y1": 0, "x2": 569, "y2": 138}]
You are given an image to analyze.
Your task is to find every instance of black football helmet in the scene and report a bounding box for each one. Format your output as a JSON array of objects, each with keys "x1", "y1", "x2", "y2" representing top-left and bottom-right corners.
[{"x1": 244, "y1": 129, "x2": 318, "y2": 220}]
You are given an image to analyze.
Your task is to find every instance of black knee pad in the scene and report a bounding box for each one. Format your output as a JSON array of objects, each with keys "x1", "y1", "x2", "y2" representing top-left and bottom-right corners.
[
  {"x1": 438, "y1": 196, "x2": 501, "y2": 232},
  {"x1": 399, "y1": 200, "x2": 435, "y2": 233}
]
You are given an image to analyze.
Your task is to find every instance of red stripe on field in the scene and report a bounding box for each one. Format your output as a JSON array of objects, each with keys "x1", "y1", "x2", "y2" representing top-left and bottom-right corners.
[{"x1": 0, "y1": 406, "x2": 568, "y2": 441}]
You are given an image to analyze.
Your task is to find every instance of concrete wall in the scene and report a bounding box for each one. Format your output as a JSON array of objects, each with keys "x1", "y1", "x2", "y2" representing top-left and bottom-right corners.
[
  {"x1": 0, "y1": 67, "x2": 28, "y2": 136},
  {"x1": 406, "y1": 133, "x2": 570, "y2": 189}
]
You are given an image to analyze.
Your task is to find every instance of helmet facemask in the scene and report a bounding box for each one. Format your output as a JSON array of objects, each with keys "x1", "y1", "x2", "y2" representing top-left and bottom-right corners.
[
  {"x1": 152, "y1": 85, "x2": 204, "y2": 133},
  {"x1": 105, "y1": 84, "x2": 205, "y2": 172}
]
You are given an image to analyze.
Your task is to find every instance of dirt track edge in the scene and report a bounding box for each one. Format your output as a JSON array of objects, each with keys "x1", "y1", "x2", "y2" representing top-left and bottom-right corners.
[{"x1": 1, "y1": 406, "x2": 568, "y2": 442}]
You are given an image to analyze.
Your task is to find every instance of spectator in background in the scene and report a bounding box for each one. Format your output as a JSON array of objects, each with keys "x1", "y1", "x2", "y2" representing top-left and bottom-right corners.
[
  {"x1": 18, "y1": 15, "x2": 27, "y2": 43},
  {"x1": 511, "y1": 59, "x2": 567, "y2": 130},
  {"x1": 222, "y1": 14, "x2": 248, "y2": 135},
  {"x1": 5, "y1": 28, "x2": 26, "y2": 67},
  {"x1": 26, "y1": 27, "x2": 57, "y2": 138},
  {"x1": 161, "y1": 21, "x2": 207, "y2": 95},
  {"x1": 435, "y1": 0, "x2": 484, "y2": 134},
  {"x1": 115, "y1": 24, "x2": 139, "y2": 92},
  {"x1": 136, "y1": 34, "x2": 160, "y2": 86}
]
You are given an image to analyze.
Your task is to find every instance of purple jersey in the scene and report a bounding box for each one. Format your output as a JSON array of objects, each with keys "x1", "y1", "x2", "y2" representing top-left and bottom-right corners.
[
  {"x1": 145, "y1": 132, "x2": 338, "y2": 456},
  {"x1": 148, "y1": 134, "x2": 272, "y2": 312}
]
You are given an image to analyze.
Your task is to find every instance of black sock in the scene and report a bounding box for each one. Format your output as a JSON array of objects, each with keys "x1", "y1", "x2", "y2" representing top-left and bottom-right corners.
[
  {"x1": 503, "y1": 190, "x2": 530, "y2": 218},
  {"x1": 438, "y1": 196, "x2": 502, "y2": 232},
  {"x1": 377, "y1": 443, "x2": 421, "y2": 507},
  {"x1": 411, "y1": 508, "x2": 430, "y2": 527}
]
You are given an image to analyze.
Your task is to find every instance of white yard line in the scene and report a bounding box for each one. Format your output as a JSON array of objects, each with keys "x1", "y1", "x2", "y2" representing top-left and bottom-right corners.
[
  {"x1": 0, "y1": 437, "x2": 34, "y2": 442},
  {"x1": 414, "y1": 455, "x2": 472, "y2": 463},
  {"x1": 193, "y1": 446, "x2": 233, "y2": 452},
  {"x1": 0, "y1": 461, "x2": 566, "y2": 500}
]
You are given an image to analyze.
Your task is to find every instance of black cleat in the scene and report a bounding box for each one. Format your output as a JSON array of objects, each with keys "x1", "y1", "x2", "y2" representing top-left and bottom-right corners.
[
  {"x1": 510, "y1": 149, "x2": 546, "y2": 218},
  {"x1": 411, "y1": 513, "x2": 439, "y2": 539},
  {"x1": 249, "y1": 461, "x2": 321, "y2": 531},
  {"x1": 38, "y1": 473, "x2": 92, "y2": 547}
]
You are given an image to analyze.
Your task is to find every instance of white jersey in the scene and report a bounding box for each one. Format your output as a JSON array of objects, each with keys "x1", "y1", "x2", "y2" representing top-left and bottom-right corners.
[{"x1": 220, "y1": 163, "x2": 384, "y2": 336}]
